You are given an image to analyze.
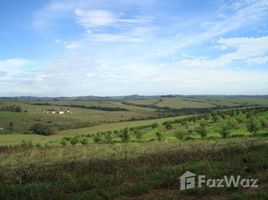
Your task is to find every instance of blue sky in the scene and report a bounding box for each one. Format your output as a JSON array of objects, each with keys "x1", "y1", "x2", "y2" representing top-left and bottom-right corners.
[{"x1": 0, "y1": 0, "x2": 268, "y2": 96}]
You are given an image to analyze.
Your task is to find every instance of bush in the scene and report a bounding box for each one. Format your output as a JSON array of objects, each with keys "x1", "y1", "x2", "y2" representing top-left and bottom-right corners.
[
  {"x1": 80, "y1": 138, "x2": 89, "y2": 145},
  {"x1": 219, "y1": 124, "x2": 231, "y2": 138},
  {"x1": 119, "y1": 128, "x2": 130, "y2": 143},
  {"x1": 135, "y1": 130, "x2": 143, "y2": 140},
  {"x1": 163, "y1": 121, "x2": 172, "y2": 130},
  {"x1": 152, "y1": 123, "x2": 159, "y2": 129},
  {"x1": 260, "y1": 119, "x2": 268, "y2": 128},
  {"x1": 155, "y1": 131, "x2": 163, "y2": 141},
  {"x1": 20, "y1": 140, "x2": 33, "y2": 148},
  {"x1": 93, "y1": 135, "x2": 101, "y2": 143},
  {"x1": 30, "y1": 123, "x2": 55, "y2": 136},
  {"x1": 246, "y1": 117, "x2": 260, "y2": 136},
  {"x1": 104, "y1": 133, "x2": 112, "y2": 143},
  {"x1": 70, "y1": 137, "x2": 79, "y2": 145},
  {"x1": 196, "y1": 123, "x2": 207, "y2": 138},
  {"x1": 60, "y1": 139, "x2": 68, "y2": 145}
]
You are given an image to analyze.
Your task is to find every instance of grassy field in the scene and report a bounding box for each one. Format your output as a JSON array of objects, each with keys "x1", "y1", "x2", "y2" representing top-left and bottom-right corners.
[
  {"x1": 0, "y1": 99, "x2": 157, "y2": 133},
  {"x1": 128, "y1": 96, "x2": 268, "y2": 108},
  {"x1": 0, "y1": 138, "x2": 267, "y2": 199},
  {"x1": 0, "y1": 115, "x2": 189, "y2": 145},
  {"x1": 0, "y1": 96, "x2": 268, "y2": 199}
]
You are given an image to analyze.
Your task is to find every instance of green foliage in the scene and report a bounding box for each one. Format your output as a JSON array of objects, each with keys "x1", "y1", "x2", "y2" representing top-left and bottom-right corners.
[
  {"x1": 8, "y1": 122, "x2": 14, "y2": 131},
  {"x1": 104, "y1": 132, "x2": 112, "y2": 143},
  {"x1": 93, "y1": 135, "x2": 101, "y2": 143},
  {"x1": 134, "y1": 130, "x2": 143, "y2": 140},
  {"x1": 20, "y1": 140, "x2": 33, "y2": 148},
  {"x1": 0, "y1": 105, "x2": 22, "y2": 112},
  {"x1": 174, "y1": 130, "x2": 185, "y2": 139},
  {"x1": 30, "y1": 123, "x2": 55, "y2": 136},
  {"x1": 70, "y1": 137, "x2": 79, "y2": 145},
  {"x1": 155, "y1": 131, "x2": 163, "y2": 141},
  {"x1": 80, "y1": 138, "x2": 89, "y2": 145},
  {"x1": 119, "y1": 128, "x2": 130, "y2": 142},
  {"x1": 219, "y1": 124, "x2": 231, "y2": 138},
  {"x1": 0, "y1": 139, "x2": 267, "y2": 199},
  {"x1": 196, "y1": 123, "x2": 207, "y2": 138},
  {"x1": 246, "y1": 117, "x2": 260, "y2": 136},
  {"x1": 260, "y1": 119, "x2": 268, "y2": 128},
  {"x1": 163, "y1": 121, "x2": 173, "y2": 130},
  {"x1": 152, "y1": 122, "x2": 159, "y2": 129},
  {"x1": 60, "y1": 139, "x2": 68, "y2": 145}
]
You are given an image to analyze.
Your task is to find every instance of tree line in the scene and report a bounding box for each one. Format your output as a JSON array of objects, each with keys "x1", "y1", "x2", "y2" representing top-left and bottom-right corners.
[
  {"x1": 0, "y1": 105, "x2": 22, "y2": 112},
  {"x1": 33, "y1": 103, "x2": 129, "y2": 111}
]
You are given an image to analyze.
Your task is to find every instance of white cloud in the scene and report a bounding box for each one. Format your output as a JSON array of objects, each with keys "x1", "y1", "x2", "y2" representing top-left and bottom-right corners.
[
  {"x1": 75, "y1": 9, "x2": 116, "y2": 28},
  {"x1": 172, "y1": 36, "x2": 268, "y2": 69},
  {"x1": 246, "y1": 56, "x2": 268, "y2": 65},
  {"x1": 0, "y1": 59, "x2": 28, "y2": 77}
]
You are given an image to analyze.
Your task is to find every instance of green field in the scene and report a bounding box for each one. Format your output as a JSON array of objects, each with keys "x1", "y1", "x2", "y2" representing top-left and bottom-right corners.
[
  {"x1": 0, "y1": 96, "x2": 268, "y2": 199},
  {"x1": 128, "y1": 96, "x2": 268, "y2": 108}
]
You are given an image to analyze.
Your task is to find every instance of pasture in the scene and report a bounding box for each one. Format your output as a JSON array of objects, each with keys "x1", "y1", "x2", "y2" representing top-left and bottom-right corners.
[{"x1": 0, "y1": 96, "x2": 268, "y2": 199}]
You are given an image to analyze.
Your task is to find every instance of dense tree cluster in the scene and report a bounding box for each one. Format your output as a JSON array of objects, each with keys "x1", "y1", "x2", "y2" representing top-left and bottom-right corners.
[
  {"x1": 30, "y1": 123, "x2": 55, "y2": 136},
  {"x1": 0, "y1": 105, "x2": 22, "y2": 112}
]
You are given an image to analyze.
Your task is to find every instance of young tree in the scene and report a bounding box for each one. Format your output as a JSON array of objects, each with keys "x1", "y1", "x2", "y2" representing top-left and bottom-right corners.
[
  {"x1": 196, "y1": 123, "x2": 207, "y2": 138},
  {"x1": 70, "y1": 137, "x2": 79, "y2": 145},
  {"x1": 135, "y1": 130, "x2": 143, "y2": 140},
  {"x1": 93, "y1": 135, "x2": 101, "y2": 143},
  {"x1": 219, "y1": 124, "x2": 231, "y2": 138},
  {"x1": 152, "y1": 123, "x2": 159, "y2": 129},
  {"x1": 80, "y1": 138, "x2": 89, "y2": 145},
  {"x1": 104, "y1": 132, "x2": 113, "y2": 143},
  {"x1": 163, "y1": 121, "x2": 172, "y2": 130},
  {"x1": 8, "y1": 122, "x2": 14, "y2": 131},
  {"x1": 120, "y1": 128, "x2": 130, "y2": 142},
  {"x1": 246, "y1": 117, "x2": 260, "y2": 136},
  {"x1": 260, "y1": 119, "x2": 268, "y2": 129},
  {"x1": 155, "y1": 131, "x2": 163, "y2": 141}
]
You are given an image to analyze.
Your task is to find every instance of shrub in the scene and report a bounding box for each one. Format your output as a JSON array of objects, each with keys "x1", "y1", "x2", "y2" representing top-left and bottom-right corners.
[
  {"x1": 152, "y1": 123, "x2": 159, "y2": 129},
  {"x1": 196, "y1": 123, "x2": 207, "y2": 138},
  {"x1": 35, "y1": 143, "x2": 42, "y2": 148},
  {"x1": 20, "y1": 140, "x2": 33, "y2": 148},
  {"x1": 60, "y1": 139, "x2": 68, "y2": 146},
  {"x1": 93, "y1": 135, "x2": 101, "y2": 143},
  {"x1": 155, "y1": 131, "x2": 163, "y2": 141},
  {"x1": 260, "y1": 119, "x2": 268, "y2": 128},
  {"x1": 163, "y1": 121, "x2": 172, "y2": 130},
  {"x1": 104, "y1": 133, "x2": 112, "y2": 143},
  {"x1": 175, "y1": 130, "x2": 184, "y2": 139},
  {"x1": 119, "y1": 128, "x2": 130, "y2": 143},
  {"x1": 135, "y1": 130, "x2": 143, "y2": 140},
  {"x1": 30, "y1": 123, "x2": 55, "y2": 136},
  {"x1": 246, "y1": 117, "x2": 260, "y2": 136},
  {"x1": 70, "y1": 137, "x2": 79, "y2": 145},
  {"x1": 81, "y1": 138, "x2": 89, "y2": 145},
  {"x1": 219, "y1": 124, "x2": 231, "y2": 138}
]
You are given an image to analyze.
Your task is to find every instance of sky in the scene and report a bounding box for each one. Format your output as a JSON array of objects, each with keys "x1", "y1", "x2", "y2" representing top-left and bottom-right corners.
[{"x1": 0, "y1": 0, "x2": 268, "y2": 97}]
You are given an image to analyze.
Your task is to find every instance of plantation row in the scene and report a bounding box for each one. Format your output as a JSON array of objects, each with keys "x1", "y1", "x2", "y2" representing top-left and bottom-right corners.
[{"x1": 56, "y1": 107, "x2": 268, "y2": 146}]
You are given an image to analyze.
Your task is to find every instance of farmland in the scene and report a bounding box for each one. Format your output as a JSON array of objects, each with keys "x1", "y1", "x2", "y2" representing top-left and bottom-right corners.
[{"x1": 0, "y1": 95, "x2": 268, "y2": 199}]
